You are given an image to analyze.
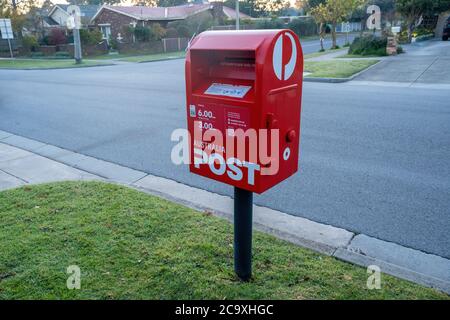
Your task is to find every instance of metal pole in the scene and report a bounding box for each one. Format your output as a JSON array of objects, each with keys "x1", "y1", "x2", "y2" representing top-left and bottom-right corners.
[
  {"x1": 235, "y1": 0, "x2": 240, "y2": 31},
  {"x1": 7, "y1": 38, "x2": 13, "y2": 58},
  {"x1": 73, "y1": 27, "x2": 82, "y2": 64},
  {"x1": 234, "y1": 187, "x2": 253, "y2": 281}
]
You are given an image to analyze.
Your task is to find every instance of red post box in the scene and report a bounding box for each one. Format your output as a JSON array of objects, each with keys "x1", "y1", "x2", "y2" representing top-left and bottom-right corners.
[{"x1": 185, "y1": 30, "x2": 303, "y2": 194}]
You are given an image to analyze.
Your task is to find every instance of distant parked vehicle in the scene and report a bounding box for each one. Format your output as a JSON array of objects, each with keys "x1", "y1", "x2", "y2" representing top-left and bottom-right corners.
[{"x1": 443, "y1": 17, "x2": 450, "y2": 41}]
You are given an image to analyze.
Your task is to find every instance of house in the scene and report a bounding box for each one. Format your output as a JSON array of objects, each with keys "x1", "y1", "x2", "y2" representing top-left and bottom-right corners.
[
  {"x1": 46, "y1": 4, "x2": 100, "y2": 28},
  {"x1": 91, "y1": 2, "x2": 251, "y2": 43}
]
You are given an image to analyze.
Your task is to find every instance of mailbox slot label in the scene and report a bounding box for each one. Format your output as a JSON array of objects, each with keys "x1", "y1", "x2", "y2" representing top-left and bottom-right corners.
[{"x1": 204, "y1": 83, "x2": 252, "y2": 99}]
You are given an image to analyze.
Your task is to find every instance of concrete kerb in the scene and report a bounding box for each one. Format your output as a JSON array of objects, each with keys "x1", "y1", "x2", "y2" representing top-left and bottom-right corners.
[
  {"x1": 0, "y1": 129, "x2": 449, "y2": 295},
  {"x1": 0, "y1": 63, "x2": 116, "y2": 71}
]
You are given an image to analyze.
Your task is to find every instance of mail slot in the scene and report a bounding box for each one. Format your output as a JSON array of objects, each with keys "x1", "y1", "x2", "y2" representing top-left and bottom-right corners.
[{"x1": 185, "y1": 30, "x2": 304, "y2": 193}]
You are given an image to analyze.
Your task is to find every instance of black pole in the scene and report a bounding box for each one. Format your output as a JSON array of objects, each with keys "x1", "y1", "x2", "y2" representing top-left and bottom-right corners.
[{"x1": 234, "y1": 187, "x2": 253, "y2": 281}]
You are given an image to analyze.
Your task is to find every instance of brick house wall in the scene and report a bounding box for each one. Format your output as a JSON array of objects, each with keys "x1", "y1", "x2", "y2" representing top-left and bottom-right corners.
[
  {"x1": 93, "y1": 9, "x2": 138, "y2": 42},
  {"x1": 92, "y1": 9, "x2": 175, "y2": 43}
]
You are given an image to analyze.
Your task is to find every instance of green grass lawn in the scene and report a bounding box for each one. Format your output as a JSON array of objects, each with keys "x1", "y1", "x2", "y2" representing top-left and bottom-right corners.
[
  {"x1": 0, "y1": 181, "x2": 447, "y2": 300},
  {"x1": 304, "y1": 48, "x2": 347, "y2": 60},
  {"x1": 0, "y1": 59, "x2": 109, "y2": 70},
  {"x1": 119, "y1": 51, "x2": 185, "y2": 63},
  {"x1": 338, "y1": 54, "x2": 386, "y2": 58},
  {"x1": 304, "y1": 59, "x2": 379, "y2": 78}
]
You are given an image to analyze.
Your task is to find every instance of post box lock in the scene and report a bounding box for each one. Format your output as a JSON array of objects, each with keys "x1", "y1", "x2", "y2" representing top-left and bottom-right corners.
[
  {"x1": 266, "y1": 113, "x2": 279, "y2": 129},
  {"x1": 286, "y1": 130, "x2": 296, "y2": 143}
]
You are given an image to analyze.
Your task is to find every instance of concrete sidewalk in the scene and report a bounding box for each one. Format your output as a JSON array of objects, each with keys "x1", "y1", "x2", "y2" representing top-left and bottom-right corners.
[
  {"x1": 0, "y1": 130, "x2": 449, "y2": 294},
  {"x1": 354, "y1": 40, "x2": 450, "y2": 84}
]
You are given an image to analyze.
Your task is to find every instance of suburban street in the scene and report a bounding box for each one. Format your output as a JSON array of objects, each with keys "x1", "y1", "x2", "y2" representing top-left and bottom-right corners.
[{"x1": 1, "y1": 39, "x2": 449, "y2": 260}]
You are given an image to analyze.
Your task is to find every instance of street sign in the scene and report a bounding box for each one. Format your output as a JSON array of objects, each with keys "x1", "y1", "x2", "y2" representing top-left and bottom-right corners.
[
  {"x1": 0, "y1": 18, "x2": 13, "y2": 39},
  {"x1": 0, "y1": 18, "x2": 14, "y2": 58}
]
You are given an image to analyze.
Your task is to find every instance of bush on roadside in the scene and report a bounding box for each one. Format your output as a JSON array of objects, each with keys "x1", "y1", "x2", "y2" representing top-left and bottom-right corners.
[
  {"x1": 255, "y1": 18, "x2": 285, "y2": 30},
  {"x1": 48, "y1": 29, "x2": 67, "y2": 45},
  {"x1": 150, "y1": 23, "x2": 166, "y2": 41},
  {"x1": 80, "y1": 29, "x2": 103, "y2": 45},
  {"x1": 55, "y1": 51, "x2": 70, "y2": 59},
  {"x1": 176, "y1": 25, "x2": 191, "y2": 38},
  {"x1": 30, "y1": 51, "x2": 44, "y2": 58},
  {"x1": 349, "y1": 35, "x2": 387, "y2": 56},
  {"x1": 134, "y1": 26, "x2": 151, "y2": 42},
  {"x1": 287, "y1": 17, "x2": 317, "y2": 37},
  {"x1": 165, "y1": 27, "x2": 178, "y2": 38},
  {"x1": 22, "y1": 35, "x2": 39, "y2": 52}
]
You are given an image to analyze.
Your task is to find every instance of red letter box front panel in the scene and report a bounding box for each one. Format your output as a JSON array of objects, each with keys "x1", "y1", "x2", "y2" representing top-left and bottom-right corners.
[{"x1": 186, "y1": 30, "x2": 303, "y2": 193}]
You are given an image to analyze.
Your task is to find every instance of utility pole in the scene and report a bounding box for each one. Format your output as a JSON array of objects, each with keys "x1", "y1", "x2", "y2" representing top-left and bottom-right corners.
[
  {"x1": 235, "y1": 0, "x2": 240, "y2": 30},
  {"x1": 67, "y1": 5, "x2": 82, "y2": 64},
  {"x1": 73, "y1": 27, "x2": 82, "y2": 64}
]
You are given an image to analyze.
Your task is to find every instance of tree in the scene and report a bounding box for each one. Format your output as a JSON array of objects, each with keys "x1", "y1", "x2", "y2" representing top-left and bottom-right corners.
[
  {"x1": 309, "y1": 3, "x2": 329, "y2": 50},
  {"x1": 132, "y1": 0, "x2": 157, "y2": 6},
  {"x1": 310, "y1": 0, "x2": 364, "y2": 49},
  {"x1": 224, "y1": 0, "x2": 290, "y2": 18},
  {"x1": 67, "y1": 0, "x2": 122, "y2": 4},
  {"x1": 157, "y1": 0, "x2": 187, "y2": 6},
  {"x1": 396, "y1": 0, "x2": 450, "y2": 42}
]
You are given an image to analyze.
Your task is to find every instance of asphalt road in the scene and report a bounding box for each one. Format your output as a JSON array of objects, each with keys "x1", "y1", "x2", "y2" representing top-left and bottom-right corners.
[{"x1": 1, "y1": 45, "x2": 449, "y2": 259}]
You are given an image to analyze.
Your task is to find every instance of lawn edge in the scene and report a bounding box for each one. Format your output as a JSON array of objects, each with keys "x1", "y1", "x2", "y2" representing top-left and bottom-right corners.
[{"x1": 0, "y1": 62, "x2": 115, "y2": 70}]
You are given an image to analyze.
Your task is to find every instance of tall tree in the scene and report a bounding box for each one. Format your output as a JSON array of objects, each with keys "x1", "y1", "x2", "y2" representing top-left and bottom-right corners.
[
  {"x1": 66, "y1": 0, "x2": 122, "y2": 4},
  {"x1": 396, "y1": 0, "x2": 450, "y2": 42},
  {"x1": 132, "y1": 0, "x2": 157, "y2": 6},
  {"x1": 224, "y1": 0, "x2": 290, "y2": 17},
  {"x1": 309, "y1": 2, "x2": 329, "y2": 50},
  {"x1": 310, "y1": 0, "x2": 364, "y2": 48},
  {"x1": 157, "y1": 0, "x2": 187, "y2": 6}
]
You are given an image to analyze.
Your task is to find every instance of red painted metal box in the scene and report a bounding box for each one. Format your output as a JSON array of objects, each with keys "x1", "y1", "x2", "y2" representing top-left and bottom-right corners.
[{"x1": 185, "y1": 30, "x2": 303, "y2": 193}]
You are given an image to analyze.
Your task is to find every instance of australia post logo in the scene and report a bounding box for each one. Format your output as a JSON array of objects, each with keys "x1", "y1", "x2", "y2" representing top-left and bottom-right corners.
[
  {"x1": 272, "y1": 32, "x2": 297, "y2": 81},
  {"x1": 171, "y1": 124, "x2": 281, "y2": 186}
]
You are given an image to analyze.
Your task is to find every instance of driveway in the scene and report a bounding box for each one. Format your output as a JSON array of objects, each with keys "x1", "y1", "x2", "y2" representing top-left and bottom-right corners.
[{"x1": 354, "y1": 40, "x2": 450, "y2": 84}]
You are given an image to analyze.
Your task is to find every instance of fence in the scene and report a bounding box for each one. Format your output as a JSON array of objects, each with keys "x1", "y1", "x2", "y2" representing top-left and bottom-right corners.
[
  {"x1": 118, "y1": 37, "x2": 189, "y2": 54},
  {"x1": 0, "y1": 39, "x2": 20, "y2": 56},
  {"x1": 336, "y1": 22, "x2": 362, "y2": 33}
]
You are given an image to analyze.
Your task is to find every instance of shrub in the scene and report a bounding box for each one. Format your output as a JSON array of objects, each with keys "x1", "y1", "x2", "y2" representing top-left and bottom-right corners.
[
  {"x1": 150, "y1": 23, "x2": 166, "y2": 41},
  {"x1": 255, "y1": 18, "x2": 285, "y2": 30},
  {"x1": 134, "y1": 26, "x2": 151, "y2": 42},
  {"x1": 109, "y1": 36, "x2": 118, "y2": 50},
  {"x1": 397, "y1": 45, "x2": 404, "y2": 54},
  {"x1": 30, "y1": 52, "x2": 44, "y2": 58},
  {"x1": 48, "y1": 29, "x2": 67, "y2": 45},
  {"x1": 80, "y1": 29, "x2": 103, "y2": 45},
  {"x1": 55, "y1": 51, "x2": 70, "y2": 58},
  {"x1": 165, "y1": 27, "x2": 178, "y2": 38},
  {"x1": 22, "y1": 35, "x2": 39, "y2": 52},
  {"x1": 412, "y1": 27, "x2": 434, "y2": 37},
  {"x1": 176, "y1": 25, "x2": 191, "y2": 38},
  {"x1": 287, "y1": 18, "x2": 317, "y2": 37},
  {"x1": 349, "y1": 35, "x2": 388, "y2": 56}
]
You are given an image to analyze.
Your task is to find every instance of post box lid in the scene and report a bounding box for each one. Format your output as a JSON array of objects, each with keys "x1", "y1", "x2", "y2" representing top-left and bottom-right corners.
[{"x1": 189, "y1": 30, "x2": 289, "y2": 51}]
